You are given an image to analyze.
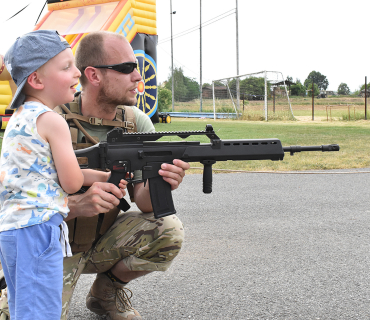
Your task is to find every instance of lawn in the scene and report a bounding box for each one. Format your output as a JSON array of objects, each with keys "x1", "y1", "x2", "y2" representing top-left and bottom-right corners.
[{"x1": 154, "y1": 118, "x2": 370, "y2": 172}]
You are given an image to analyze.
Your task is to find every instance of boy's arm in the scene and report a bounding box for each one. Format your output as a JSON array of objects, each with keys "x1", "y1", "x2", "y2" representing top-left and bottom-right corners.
[
  {"x1": 82, "y1": 169, "x2": 110, "y2": 186},
  {"x1": 37, "y1": 111, "x2": 84, "y2": 194}
]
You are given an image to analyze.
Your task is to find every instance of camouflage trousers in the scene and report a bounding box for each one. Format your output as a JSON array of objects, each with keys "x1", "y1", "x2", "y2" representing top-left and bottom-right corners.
[
  {"x1": 61, "y1": 210, "x2": 184, "y2": 320},
  {"x1": 0, "y1": 211, "x2": 184, "y2": 320}
]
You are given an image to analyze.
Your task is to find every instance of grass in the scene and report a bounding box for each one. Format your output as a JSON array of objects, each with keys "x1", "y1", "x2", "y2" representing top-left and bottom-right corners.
[{"x1": 154, "y1": 118, "x2": 370, "y2": 172}]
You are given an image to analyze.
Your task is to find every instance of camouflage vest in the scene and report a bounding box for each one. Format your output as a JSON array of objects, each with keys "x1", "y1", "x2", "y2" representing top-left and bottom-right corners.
[{"x1": 55, "y1": 93, "x2": 137, "y2": 253}]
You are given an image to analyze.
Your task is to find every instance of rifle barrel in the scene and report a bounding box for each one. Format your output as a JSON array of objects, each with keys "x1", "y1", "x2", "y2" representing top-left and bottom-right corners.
[{"x1": 283, "y1": 144, "x2": 340, "y2": 155}]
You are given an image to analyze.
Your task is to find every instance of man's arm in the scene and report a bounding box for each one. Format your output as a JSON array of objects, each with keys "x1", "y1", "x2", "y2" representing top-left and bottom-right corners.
[{"x1": 133, "y1": 159, "x2": 190, "y2": 213}]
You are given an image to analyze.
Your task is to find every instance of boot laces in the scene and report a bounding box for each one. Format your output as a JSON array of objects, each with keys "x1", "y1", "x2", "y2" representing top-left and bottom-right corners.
[{"x1": 115, "y1": 286, "x2": 134, "y2": 313}]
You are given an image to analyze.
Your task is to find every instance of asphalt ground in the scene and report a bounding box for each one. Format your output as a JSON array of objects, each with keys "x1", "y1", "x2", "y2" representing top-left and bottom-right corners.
[{"x1": 68, "y1": 169, "x2": 370, "y2": 320}]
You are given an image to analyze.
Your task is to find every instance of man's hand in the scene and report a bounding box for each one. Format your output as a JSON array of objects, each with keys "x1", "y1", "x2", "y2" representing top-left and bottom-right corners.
[
  {"x1": 158, "y1": 159, "x2": 190, "y2": 190},
  {"x1": 133, "y1": 159, "x2": 190, "y2": 213},
  {"x1": 65, "y1": 180, "x2": 128, "y2": 221}
]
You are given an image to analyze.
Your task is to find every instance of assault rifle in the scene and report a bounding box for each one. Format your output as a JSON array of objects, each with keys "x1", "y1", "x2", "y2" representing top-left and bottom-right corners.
[{"x1": 75, "y1": 125, "x2": 339, "y2": 219}]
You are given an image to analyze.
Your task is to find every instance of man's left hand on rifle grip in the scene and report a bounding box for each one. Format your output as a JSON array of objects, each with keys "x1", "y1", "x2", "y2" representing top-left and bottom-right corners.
[{"x1": 159, "y1": 159, "x2": 190, "y2": 190}]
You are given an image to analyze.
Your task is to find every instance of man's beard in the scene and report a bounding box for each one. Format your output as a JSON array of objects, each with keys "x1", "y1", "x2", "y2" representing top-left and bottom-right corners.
[{"x1": 96, "y1": 82, "x2": 137, "y2": 114}]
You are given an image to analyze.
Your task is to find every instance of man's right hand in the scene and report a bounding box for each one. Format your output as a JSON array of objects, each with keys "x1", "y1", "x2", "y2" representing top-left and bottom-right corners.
[{"x1": 64, "y1": 181, "x2": 127, "y2": 220}]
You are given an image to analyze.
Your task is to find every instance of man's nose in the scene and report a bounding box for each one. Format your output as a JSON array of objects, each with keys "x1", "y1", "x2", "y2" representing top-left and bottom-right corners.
[{"x1": 132, "y1": 68, "x2": 142, "y2": 82}]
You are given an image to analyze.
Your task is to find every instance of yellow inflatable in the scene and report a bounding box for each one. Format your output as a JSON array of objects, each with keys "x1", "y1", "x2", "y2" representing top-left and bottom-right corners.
[
  {"x1": 0, "y1": 54, "x2": 16, "y2": 113},
  {"x1": 0, "y1": 0, "x2": 159, "y2": 128}
]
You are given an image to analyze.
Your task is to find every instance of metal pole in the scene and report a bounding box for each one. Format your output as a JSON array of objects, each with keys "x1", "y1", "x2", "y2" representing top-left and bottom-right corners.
[
  {"x1": 170, "y1": 0, "x2": 175, "y2": 111},
  {"x1": 365, "y1": 76, "x2": 367, "y2": 120},
  {"x1": 235, "y1": 0, "x2": 240, "y2": 110},
  {"x1": 312, "y1": 80, "x2": 314, "y2": 121},
  {"x1": 212, "y1": 81, "x2": 216, "y2": 120},
  {"x1": 264, "y1": 71, "x2": 267, "y2": 120},
  {"x1": 200, "y1": 0, "x2": 202, "y2": 112}
]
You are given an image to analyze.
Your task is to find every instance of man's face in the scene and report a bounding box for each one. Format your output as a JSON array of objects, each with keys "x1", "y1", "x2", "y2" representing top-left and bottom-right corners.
[{"x1": 96, "y1": 37, "x2": 142, "y2": 110}]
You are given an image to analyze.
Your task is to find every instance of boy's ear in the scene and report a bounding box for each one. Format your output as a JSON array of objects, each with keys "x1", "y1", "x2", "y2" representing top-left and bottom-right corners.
[
  {"x1": 84, "y1": 67, "x2": 101, "y2": 87},
  {"x1": 27, "y1": 71, "x2": 44, "y2": 90}
]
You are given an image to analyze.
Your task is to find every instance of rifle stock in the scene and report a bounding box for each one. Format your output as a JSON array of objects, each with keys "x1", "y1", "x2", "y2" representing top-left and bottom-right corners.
[{"x1": 75, "y1": 125, "x2": 340, "y2": 218}]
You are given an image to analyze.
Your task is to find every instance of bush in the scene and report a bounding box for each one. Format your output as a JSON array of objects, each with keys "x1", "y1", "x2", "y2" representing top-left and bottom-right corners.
[
  {"x1": 290, "y1": 82, "x2": 306, "y2": 96},
  {"x1": 157, "y1": 87, "x2": 172, "y2": 112}
]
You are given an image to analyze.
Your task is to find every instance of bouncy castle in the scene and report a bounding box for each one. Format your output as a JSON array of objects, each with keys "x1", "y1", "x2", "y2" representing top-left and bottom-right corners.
[{"x1": 0, "y1": 0, "x2": 159, "y2": 125}]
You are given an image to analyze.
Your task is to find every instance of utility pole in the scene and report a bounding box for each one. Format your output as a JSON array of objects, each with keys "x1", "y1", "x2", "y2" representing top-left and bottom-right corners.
[
  {"x1": 365, "y1": 76, "x2": 367, "y2": 120},
  {"x1": 312, "y1": 80, "x2": 314, "y2": 121},
  {"x1": 170, "y1": 0, "x2": 175, "y2": 111},
  {"x1": 200, "y1": 0, "x2": 202, "y2": 112},
  {"x1": 235, "y1": 0, "x2": 240, "y2": 110}
]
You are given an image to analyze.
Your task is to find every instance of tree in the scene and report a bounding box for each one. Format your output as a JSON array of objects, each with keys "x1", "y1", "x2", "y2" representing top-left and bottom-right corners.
[
  {"x1": 164, "y1": 67, "x2": 200, "y2": 102},
  {"x1": 229, "y1": 77, "x2": 267, "y2": 97},
  {"x1": 337, "y1": 83, "x2": 350, "y2": 95},
  {"x1": 286, "y1": 75, "x2": 293, "y2": 83},
  {"x1": 157, "y1": 87, "x2": 172, "y2": 111},
  {"x1": 304, "y1": 71, "x2": 329, "y2": 90},
  {"x1": 165, "y1": 67, "x2": 187, "y2": 101},
  {"x1": 290, "y1": 79, "x2": 306, "y2": 96},
  {"x1": 307, "y1": 82, "x2": 320, "y2": 96},
  {"x1": 183, "y1": 76, "x2": 200, "y2": 101},
  {"x1": 360, "y1": 83, "x2": 370, "y2": 91}
]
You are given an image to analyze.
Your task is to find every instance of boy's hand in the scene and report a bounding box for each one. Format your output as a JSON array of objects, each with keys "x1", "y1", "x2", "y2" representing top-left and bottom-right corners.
[
  {"x1": 118, "y1": 178, "x2": 128, "y2": 195},
  {"x1": 65, "y1": 181, "x2": 125, "y2": 220}
]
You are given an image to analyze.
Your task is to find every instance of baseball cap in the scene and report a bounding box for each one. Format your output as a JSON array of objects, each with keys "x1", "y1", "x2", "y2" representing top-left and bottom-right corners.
[{"x1": 4, "y1": 30, "x2": 71, "y2": 109}]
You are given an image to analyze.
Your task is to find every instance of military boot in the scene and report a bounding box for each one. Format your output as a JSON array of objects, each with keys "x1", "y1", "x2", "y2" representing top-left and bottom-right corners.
[{"x1": 86, "y1": 273, "x2": 142, "y2": 320}]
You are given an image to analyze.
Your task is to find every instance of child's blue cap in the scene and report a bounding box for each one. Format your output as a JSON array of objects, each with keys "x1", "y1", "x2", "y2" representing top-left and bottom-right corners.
[{"x1": 4, "y1": 30, "x2": 71, "y2": 109}]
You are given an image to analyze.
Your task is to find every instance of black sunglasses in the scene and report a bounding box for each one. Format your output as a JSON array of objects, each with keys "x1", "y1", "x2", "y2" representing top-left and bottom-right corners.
[{"x1": 90, "y1": 61, "x2": 138, "y2": 74}]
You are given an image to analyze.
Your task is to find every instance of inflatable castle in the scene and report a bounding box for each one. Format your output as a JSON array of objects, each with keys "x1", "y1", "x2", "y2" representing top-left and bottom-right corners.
[{"x1": 0, "y1": 0, "x2": 159, "y2": 127}]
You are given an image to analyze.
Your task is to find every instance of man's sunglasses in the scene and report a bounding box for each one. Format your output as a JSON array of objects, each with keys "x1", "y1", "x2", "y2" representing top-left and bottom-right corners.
[{"x1": 90, "y1": 61, "x2": 138, "y2": 74}]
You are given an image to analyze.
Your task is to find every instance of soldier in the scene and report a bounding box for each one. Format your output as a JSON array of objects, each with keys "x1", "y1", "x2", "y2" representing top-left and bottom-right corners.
[{"x1": 0, "y1": 31, "x2": 189, "y2": 320}]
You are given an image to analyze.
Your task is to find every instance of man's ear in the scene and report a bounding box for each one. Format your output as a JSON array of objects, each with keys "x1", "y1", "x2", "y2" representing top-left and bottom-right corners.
[
  {"x1": 84, "y1": 67, "x2": 101, "y2": 87},
  {"x1": 27, "y1": 71, "x2": 44, "y2": 90}
]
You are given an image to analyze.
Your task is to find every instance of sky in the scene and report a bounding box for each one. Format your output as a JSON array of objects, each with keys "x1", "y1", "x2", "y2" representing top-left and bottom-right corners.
[{"x1": 1, "y1": 0, "x2": 369, "y2": 92}]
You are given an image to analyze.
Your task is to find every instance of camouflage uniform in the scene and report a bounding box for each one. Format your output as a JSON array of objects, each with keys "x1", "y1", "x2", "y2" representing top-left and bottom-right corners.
[{"x1": 61, "y1": 211, "x2": 184, "y2": 319}]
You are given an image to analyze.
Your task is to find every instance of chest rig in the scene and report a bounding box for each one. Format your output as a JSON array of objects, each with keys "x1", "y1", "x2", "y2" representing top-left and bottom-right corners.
[{"x1": 55, "y1": 93, "x2": 137, "y2": 253}]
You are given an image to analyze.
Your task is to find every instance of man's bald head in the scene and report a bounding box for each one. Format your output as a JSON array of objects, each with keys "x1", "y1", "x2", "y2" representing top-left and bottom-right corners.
[{"x1": 75, "y1": 31, "x2": 129, "y2": 86}]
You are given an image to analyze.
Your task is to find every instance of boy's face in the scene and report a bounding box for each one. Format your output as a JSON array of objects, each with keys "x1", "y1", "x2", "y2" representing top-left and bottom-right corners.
[{"x1": 38, "y1": 47, "x2": 81, "y2": 107}]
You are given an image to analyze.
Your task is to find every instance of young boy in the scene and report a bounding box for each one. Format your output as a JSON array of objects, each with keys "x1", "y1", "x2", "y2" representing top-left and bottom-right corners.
[{"x1": 0, "y1": 30, "x2": 127, "y2": 320}]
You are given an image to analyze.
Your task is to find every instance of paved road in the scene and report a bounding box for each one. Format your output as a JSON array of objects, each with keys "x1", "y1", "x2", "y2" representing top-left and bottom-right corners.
[{"x1": 68, "y1": 169, "x2": 370, "y2": 320}]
